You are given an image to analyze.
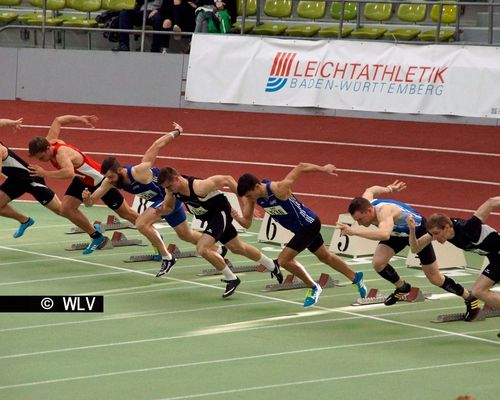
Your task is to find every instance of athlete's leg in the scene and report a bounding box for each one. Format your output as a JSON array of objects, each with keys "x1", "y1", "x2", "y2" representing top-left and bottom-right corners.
[
  {"x1": 113, "y1": 201, "x2": 139, "y2": 225},
  {"x1": 277, "y1": 246, "x2": 316, "y2": 287},
  {"x1": 372, "y1": 243, "x2": 406, "y2": 288},
  {"x1": 196, "y1": 233, "x2": 227, "y2": 271},
  {"x1": 43, "y1": 194, "x2": 62, "y2": 216},
  {"x1": 314, "y1": 244, "x2": 355, "y2": 280},
  {"x1": 472, "y1": 274, "x2": 500, "y2": 309},
  {"x1": 135, "y1": 208, "x2": 170, "y2": 257},
  {"x1": 173, "y1": 221, "x2": 202, "y2": 245},
  {"x1": 60, "y1": 195, "x2": 97, "y2": 235},
  {"x1": 0, "y1": 190, "x2": 29, "y2": 222}
]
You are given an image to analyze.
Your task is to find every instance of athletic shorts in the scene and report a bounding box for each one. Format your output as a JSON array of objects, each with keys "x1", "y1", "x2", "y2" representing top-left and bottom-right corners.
[
  {"x1": 200, "y1": 209, "x2": 238, "y2": 244},
  {"x1": 379, "y1": 222, "x2": 436, "y2": 265},
  {"x1": 482, "y1": 253, "x2": 500, "y2": 283},
  {"x1": 156, "y1": 197, "x2": 187, "y2": 228},
  {"x1": 286, "y1": 217, "x2": 324, "y2": 253},
  {"x1": 65, "y1": 177, "x2": 124, "y2": 210},
  {"x1": 0, "y1": 177, "x2": 55, "y2": 205}
]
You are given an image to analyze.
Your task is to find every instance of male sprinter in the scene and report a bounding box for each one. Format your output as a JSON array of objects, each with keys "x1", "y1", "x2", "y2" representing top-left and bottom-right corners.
[
  {"x1": 28, "y1": 115, "x2": 138, "y2": 255},
  {"x1": 340, "y1": 181, "x2": 480, "y2": 320},
  {"x1": 235, "y1": 163, "x2": 367, "y2": 307},
  {"x1": 1, "y1": 118, "x2": 61, "y2": 237}
]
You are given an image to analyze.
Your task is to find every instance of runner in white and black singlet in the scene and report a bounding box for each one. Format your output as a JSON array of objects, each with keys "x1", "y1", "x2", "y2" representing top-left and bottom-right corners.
[
  {"x1": 236, "y1": 163, "x2": 367, "y2": 308},
  {"x1": 0, "y1": 118, "x2": 61, "y2": 238},
  {"x1": 409, "y1": 196, "x2": 500, "y2": 319},
  {"x1": 340, "y1": 181, "x2": 480, "y2": 320},
  {"x1": 27, "y1": 115, "x2": 138, "y2": 255},
  {"x1": 157, "y1": 166, "x2": 282, "y2": 299}
]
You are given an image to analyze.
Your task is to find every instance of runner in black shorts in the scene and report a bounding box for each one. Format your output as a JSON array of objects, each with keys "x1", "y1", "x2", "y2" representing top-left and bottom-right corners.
[
  {"x1": 157, "y1": 166, "x2": 282, "y2": 298},
  {"x1": 0, "y1": 118, "x2": 61, "y2": 238},
  {"x1": 409, "y1": 196, "x2": 500, "y2": 315}
]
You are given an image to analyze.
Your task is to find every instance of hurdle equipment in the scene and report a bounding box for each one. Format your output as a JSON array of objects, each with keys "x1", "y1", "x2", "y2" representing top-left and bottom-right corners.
[
  {"x1": 125, "y1": 243, "x2": 197, "y2": 263},
  {"x1": 197, "y1": 260, "x2": 267, "y2": 276},
  {"x1": 66, "y1": 215, "x2": 134, "y2": 234},
  {"x1": 65, "y1": 231, "x2": 144, "y2": 251},
  {"x1": 263, "y1": 273, "x2": 339, "y2": 292},
  {"x1": 352, "y1": 287, "x2": 430, "y2": 305},
  {"x1": 432, "y1": 303, "x2": 500, "y2": 323}
]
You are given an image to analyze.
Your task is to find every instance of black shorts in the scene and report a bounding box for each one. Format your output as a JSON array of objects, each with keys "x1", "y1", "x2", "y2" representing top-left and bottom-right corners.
[
  {"x1": 379, "y1": 222, "x2": 436, "y2": 265},
  {"x1": 65, "y1": 177, "x2": 124, "y2": 210},
  {"x1": 201, "y1": 209, "x2": 238, "y2": 244},
  {"x1": 482, "y1": 253, "x2": 500, "y2": 283},
  {"x1": 286, "y1": 217, "x2": 324, "y2": 253},
  {"x1": 0, "y1": 177, "x2": 55, "y2": 205}
]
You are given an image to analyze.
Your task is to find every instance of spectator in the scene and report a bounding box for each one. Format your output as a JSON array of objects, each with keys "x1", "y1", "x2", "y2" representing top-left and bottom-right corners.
[{"x1": 192, "y1": 0, "x2": 236, "y2": 33}]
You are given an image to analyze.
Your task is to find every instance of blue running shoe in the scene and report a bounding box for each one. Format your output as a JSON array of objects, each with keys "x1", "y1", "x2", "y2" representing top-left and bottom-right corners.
[
  {"x1": 13, "y1": 217, "x2": 35, "y2": 238},
  {"x1": 304, "y1": 284, "x2": 322, "y2": 307},
  {"x1": 83, "y1": 225, "x2": 107, "y2": 255},
  {"x1": 352, "y1": 271, "x2": 367, "y2": 298}
]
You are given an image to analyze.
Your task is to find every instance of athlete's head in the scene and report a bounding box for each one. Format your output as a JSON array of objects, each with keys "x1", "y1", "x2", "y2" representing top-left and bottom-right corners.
[
  {"x1": 237, "y1": 173, "x2": 260, "y2": 198},
  {"x1": 28, "y1": 137, "x2": 52, "y2": 161},
  {"x1": 426, "y1": 213, "x2": 454, "y2": 243},
  {"x1": 348, "y1": 197, "x2": 375, "y2": 227},
  {"x1": 158, "y1": 166, "x2": 181, "y2": 192},
  {"x1": 101, "y1": 157, "x2": 124, "y2": 187}
]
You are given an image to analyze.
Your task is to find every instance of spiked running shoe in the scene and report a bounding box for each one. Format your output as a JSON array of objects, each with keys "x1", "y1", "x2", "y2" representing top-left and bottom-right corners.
[
  {"x1": 304, "y1": 284, "x2": 323, "y2": 307},
  {"x1": 82, "y1": 235, "x2": 107, "y2": 255},
  {"x1": 156, "y1": 255, "x2": 177, "y2": 277},
  {"x1": 352, "y1": 271, "x2": 367, "y2": 298},
  {"x1": 464, "y1": 297, "x2": 481, "y2": 321},
  {"x1": 13, "y1": 217, "x2": 35, "y2": 238},
  {"x1": 384, "y1": 283, "x2": 411, "y2": 306},
  {"x1": 271, "y1": 259, "x2": 284, "y2": 284},
  {"x1": 221, "y1": 277, "x2": 241, "y2": 298}
]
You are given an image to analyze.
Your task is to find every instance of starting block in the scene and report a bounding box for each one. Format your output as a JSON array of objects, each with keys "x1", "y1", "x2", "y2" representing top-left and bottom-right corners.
[
  {"x1": 65, "y1": 231, "x2": 144, "y2": 251},
  {"x1": 125, "y1": 243, "x2": 198, "y2": 263},
  {"x1": 352, "y1": 287, "x2": 430, "y2": 306},
  {"x1": 432, "y1": 303, "x2": 500, "y2": 323},
  {"x1": 66, "y1": 215, "x2": 134, "y2": 234},
  {"x1": 197, "y1": 260, "x2": 267, "y2": 276},
  {"x1": 263, "y1": 273, "x2": 339, "y2": 292}
]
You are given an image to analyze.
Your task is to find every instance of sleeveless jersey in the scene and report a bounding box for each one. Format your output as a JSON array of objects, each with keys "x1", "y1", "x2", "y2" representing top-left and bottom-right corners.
[
  {"x1": 116, "y1": 165, "x2": 165, "y2": 203},
  {"x1": 256, "y1": 179, "x2": 317, "y2": 233},
  {"x1": 49, "y1": 142, "x2": 103, "y2": 187},
  {"x1": 173, "y1": 176, "x2": 230, "y2": 221},
  {"x1": 449, "y1": 216, "x2": 500, "y2": 256},
  {"x1": 371, "y1": 198, "x2": 422, "y2": 237},
  {"x1": 1, "y1": 142, "x2": 34, "y2": 181}
]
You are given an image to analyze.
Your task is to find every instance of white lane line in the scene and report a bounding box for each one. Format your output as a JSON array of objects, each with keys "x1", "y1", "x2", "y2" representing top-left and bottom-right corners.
[{"x1": 22, "y1": 125, "x2": 500, "y2": 158}]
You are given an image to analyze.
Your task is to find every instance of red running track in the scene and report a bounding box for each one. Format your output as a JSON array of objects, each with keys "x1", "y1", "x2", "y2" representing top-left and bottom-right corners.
[{"x1": 1, "y1": 100, "x2": 499, "y2": 226}]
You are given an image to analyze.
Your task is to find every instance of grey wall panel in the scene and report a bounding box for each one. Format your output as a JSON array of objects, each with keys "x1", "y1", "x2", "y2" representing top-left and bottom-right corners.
[
  {"x1": 0, "y1": 47, "x2": 18, "y2": 100},
  {"x1": 16, "y1": 49, "x2": 182, "y2": 107}
]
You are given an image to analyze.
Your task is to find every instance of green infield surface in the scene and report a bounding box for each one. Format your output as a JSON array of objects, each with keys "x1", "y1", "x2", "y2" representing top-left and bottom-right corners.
[{"x1": 0, "y1": 202, "x2": 498, "y2": 400}]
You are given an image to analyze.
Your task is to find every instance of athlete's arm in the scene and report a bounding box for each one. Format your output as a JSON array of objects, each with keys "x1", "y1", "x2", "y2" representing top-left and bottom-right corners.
[
  {"x1": 0, "y1": 118, "x2": 23, "y2": 132},
  {"x1": 82, "y1": 180, "x2": 113, "y2": 207},
  {"x1": 407, "y1": 214, "x2": 432, "y2": 253},
  {"x1": 340, "y1": 206, "x2": 395, "y2": 240},
  {"x1": 362, "y1": 180, "x2": 406, "y2": 201},
  {"x1": 29, "y1": 147, "x2": 75, "y2": 179},
  {"x1": 141, "y1": 122, "x2": 182, "y2": 167},
  {"x1": 46, "y1": 115, "x2": 98, "y2": 141},
  {"x1": 231, "y1": 197, "x2": 255, "y2": 229},
  {"x1": 474, "y1": 196, "x2": 500, "y2": 222},
  {"x1": 272, "y1": 163, "x2": 337, "y2": 200},
  {"x1": 195, "y1": 175, "x2": 237, "y2": 196},
  {"x1": 155, "y1": 191, "x2": 175, "y2": 216}
]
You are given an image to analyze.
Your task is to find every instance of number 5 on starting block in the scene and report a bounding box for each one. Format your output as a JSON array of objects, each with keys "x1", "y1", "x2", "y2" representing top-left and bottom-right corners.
[{"x1": 329, "y1": 213, "x2": 378, "y2": 258}]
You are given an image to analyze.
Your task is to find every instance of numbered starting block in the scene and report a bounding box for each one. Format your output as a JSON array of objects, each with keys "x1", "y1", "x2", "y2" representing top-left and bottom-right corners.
[
  {"x1": 264, "y1": 273, "x2": 339, "y2": 292},
  {"x1": 352, "y1": 287, "x2": 430, "y2": 306},
  {"x1": 125, "y1": 243, "x2": 198, "y2": 263},
  {"x1": 198, "y1": 260, "x2": 267, "y2": 276},
  {"x1": 432, "y1": 304, "x2": 500, "y2": 323},
  {"x1": 65, "y1": 231, "x2": 144, "y2": 251},
  {"x1": 66, "y1": 215, "x2": 134, "y2": 234},
  {"x1": 329, "y1": 214, "x2": 378, "y2": 258}
]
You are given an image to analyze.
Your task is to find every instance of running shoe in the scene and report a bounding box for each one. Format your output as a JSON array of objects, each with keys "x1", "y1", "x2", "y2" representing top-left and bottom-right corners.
[
  {"x1": 271, "y1": 259, "x2": 284, "y2": 284},
  {"x1": 156, "y1": 255, "x2": 177, "y2": 277},
  {"x1": 304, "y1": 284, "x2": 322, "y2": 307},
  {"x1": 221, "y1": 277, "x2": 241, "y2": 298},
  {"x1": 384, "y1": 282, "x2": 411, "y2": 306},
  {"x1": 352, "y1": 271, "x2": 367, "y2": 298},
  {"x1": 13, "y1": 217, "x2": 35, "y2": 238},
  {"x1": 464, "y1": 296, "x2": 481, "y2": 321}
]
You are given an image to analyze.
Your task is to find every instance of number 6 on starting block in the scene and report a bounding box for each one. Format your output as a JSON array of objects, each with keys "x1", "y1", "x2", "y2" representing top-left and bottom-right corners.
[
  {"x1": 257, "y1": 213, "x2": 294, "y2": 245},
  {"x1": 329, "y1": 213, "x2": 378, "y2": 258}
]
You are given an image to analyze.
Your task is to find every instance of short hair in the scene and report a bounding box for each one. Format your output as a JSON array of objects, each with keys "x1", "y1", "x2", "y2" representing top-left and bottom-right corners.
[
  {"x1": 101, "y1": 157, "x2": 121, "y2": 174},
  {"x1": 237, "y1": 173, "x2": 260, "y2": 197},
  {"x1": 28, "y1": 136, "x2": 50, "y2": 157},
  {"x1": 157, "y1": 166, "x2": 179, "y2": 186},
  {"x1": 426, "y1": 213, "x2": 453, "y2": 231},
  {"x1": 348, "y1": 197, "x2": 372, "y2": 215}
]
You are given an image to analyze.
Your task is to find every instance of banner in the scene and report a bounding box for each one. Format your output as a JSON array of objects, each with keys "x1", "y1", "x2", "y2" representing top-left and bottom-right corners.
[{"x1": 185, "y1": 35, "x2": 500, "y2": 118}]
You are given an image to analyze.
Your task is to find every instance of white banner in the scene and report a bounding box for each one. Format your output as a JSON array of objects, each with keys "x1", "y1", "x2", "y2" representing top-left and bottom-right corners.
[{"x1": 186, "y1": 35, "x2": 500, "y2": 118}]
